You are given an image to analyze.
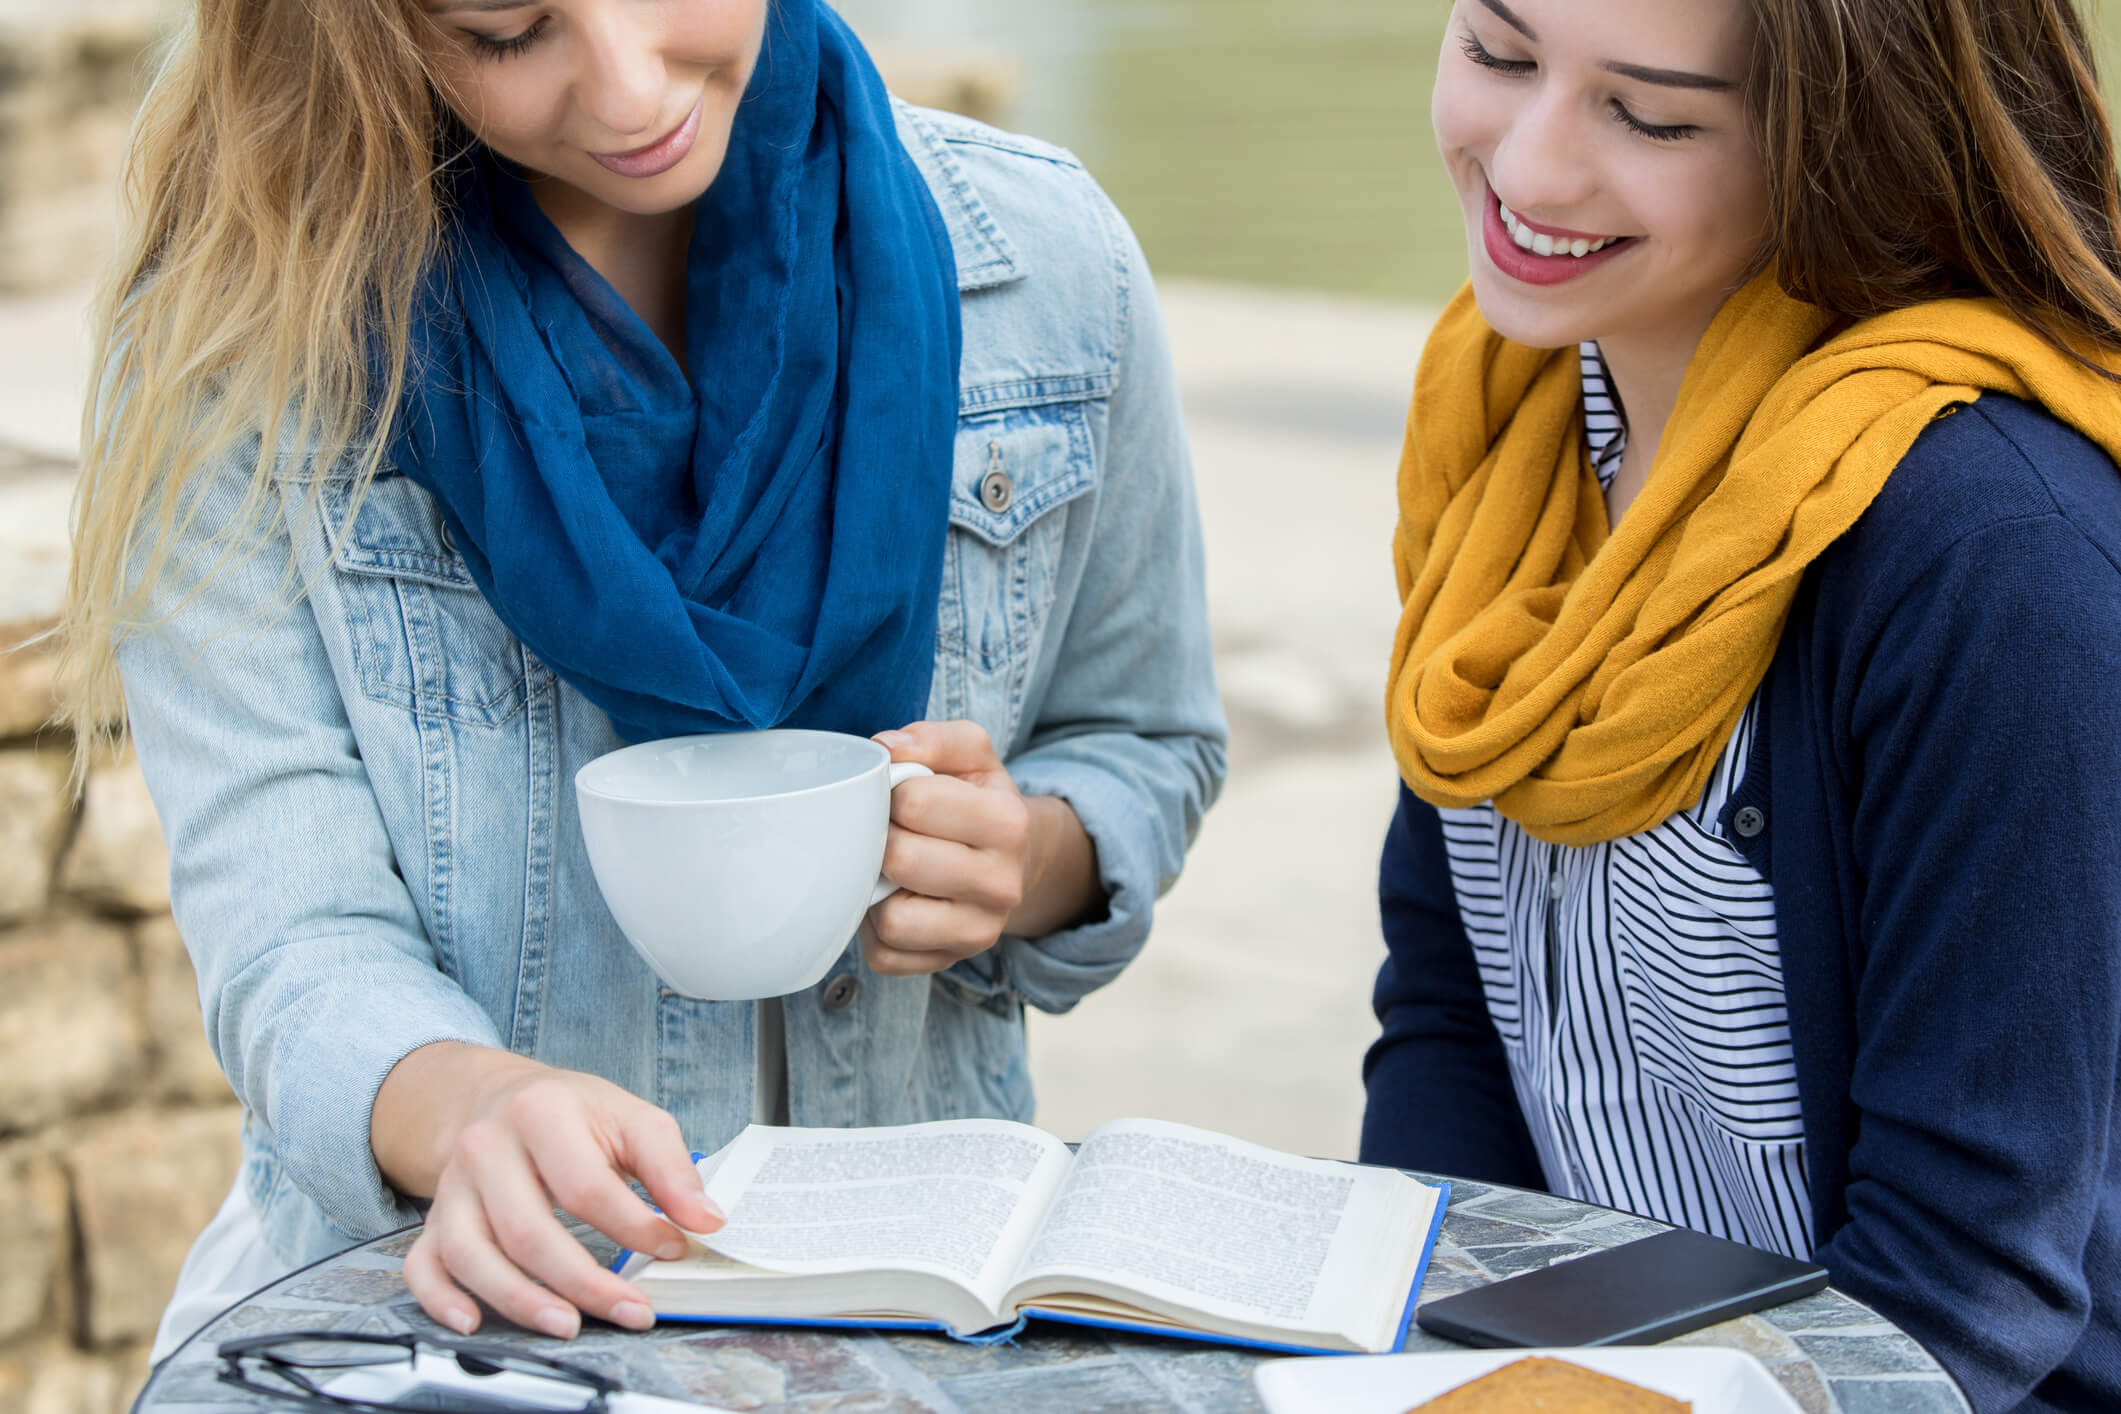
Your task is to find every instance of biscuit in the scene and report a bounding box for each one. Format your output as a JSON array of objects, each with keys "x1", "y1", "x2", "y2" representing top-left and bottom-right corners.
[{"x1": 1406, "y1": 1355, "x2": 1691, "y2": 1412}]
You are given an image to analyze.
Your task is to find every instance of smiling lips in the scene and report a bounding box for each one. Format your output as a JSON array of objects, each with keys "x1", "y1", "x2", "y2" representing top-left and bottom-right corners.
[
  {"x1": 1500, "y1": 202, "x2": 1624, "y2": 258},
  {"x1": 1481, "y1": 187, "x2": 1638, "y2": 286},
  {"x1": 591, "y1": 100, "x2": 703, "y2": 178}
]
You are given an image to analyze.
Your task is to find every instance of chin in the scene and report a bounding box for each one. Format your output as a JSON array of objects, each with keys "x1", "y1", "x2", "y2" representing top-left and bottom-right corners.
[
  {"x1": 584, "y1": 175, "x2": 718, "y2": 217},
  {"x1": 1465, "y1": 266, "x2": 1596, "y2": 352}
]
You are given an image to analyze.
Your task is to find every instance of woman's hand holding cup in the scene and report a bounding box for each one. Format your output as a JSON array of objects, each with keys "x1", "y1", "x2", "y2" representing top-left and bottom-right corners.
[{"x1": 865, "y1": 721, "x2": 1101, "y2": 973}]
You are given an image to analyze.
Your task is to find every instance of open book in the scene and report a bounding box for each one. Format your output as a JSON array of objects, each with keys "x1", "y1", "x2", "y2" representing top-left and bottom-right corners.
[{"x1": 614, "y1": 1116, "x2": 1448, "y2": 1356}]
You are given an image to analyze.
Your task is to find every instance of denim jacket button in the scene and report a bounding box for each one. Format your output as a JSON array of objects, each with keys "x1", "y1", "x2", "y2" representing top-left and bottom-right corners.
[
  {"x1": 1733, "y1": 805, "x2": 1767, "y2": 839},
  {"x1": 980, "y1": 469, "x2": 1014, "y2": 513},
  {"x1": 821, "y1": 975, "x2": 861, "y2": 1013},
  {"x1": 438, "y1": 519, "x2": 457, "y2": 555}
]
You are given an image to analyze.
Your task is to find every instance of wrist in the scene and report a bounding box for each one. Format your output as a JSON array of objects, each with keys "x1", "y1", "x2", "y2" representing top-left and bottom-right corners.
[
  {"x1": 371, "y1": 1041, "x2": 547, "y2": 1199},
  {"x1": 1006, "y1": 795, "x2": 1102, "y2": 939}
]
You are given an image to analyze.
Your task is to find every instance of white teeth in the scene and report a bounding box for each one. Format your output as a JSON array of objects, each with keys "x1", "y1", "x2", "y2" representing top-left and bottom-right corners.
[{"x1": 1498, "y1": 201, "x2": 1624, "y2": 258}]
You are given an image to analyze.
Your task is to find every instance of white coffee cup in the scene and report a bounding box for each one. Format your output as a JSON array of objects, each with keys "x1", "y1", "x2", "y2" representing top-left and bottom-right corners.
[{"x1": 574, "y1": 730, "x2": 932, "y2": 1001}]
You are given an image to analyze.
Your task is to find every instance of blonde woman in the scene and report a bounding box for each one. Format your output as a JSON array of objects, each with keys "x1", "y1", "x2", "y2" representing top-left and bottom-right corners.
[{"x1": 64, "y1": 0, "x2": 1223, "y2": 1357}]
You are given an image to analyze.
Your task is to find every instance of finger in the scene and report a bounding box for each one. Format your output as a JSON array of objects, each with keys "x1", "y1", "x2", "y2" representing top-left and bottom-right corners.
[
  {"x1": 882, "y1": 825, "x2": 1020, "y2": 914},
  {"x1": 888, "y1": 773, "x2": 1027, "y2": 852},
  {"x1": 401, "y1": 1229, "x2": 482, "y2": 1336},
  {"x1": 521, "y1": 1120, "x2": 696, "y2": 1263},
  {"x1": 874, "y1": 719, "x2": 1002, "y2": 777},
  {"x1": 866, "y1": 935, "x2": 982, "y2": 976},
  {"x1": 599, "y1": 1104, "x2": 725, "y2": 1238},
  {"x1": 867, "y1": 890, "x2": 1000, "y2": 961},
  {"x1": 448, "y1": 1200, "x2": 652, "y2": 1337},
  {"x1": 454, "y1": 1126, "x2": 656, "y2": 1333},
  {"x1": 426, "y1": 1173, "x2": 592, "y2": 1339}
]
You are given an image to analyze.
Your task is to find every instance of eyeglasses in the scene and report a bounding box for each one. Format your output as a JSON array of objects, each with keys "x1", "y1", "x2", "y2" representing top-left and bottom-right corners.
[{"x1": 216, "y1": 1330, "x2": 619, "y2": 1413}]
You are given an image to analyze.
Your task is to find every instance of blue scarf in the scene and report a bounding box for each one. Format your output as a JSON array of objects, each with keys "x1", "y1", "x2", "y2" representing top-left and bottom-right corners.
[{"x1": 389, "y1": 0, "x2": 960, "y2": 743}]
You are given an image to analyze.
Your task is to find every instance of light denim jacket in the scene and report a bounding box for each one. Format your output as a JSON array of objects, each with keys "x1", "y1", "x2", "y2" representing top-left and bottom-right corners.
[{"x1": 117, "y1": 103, "x2": 1227, "y2": 1267}]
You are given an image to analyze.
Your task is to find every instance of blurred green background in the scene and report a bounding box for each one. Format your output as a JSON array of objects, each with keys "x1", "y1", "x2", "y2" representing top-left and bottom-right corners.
[{"x1": 836, "y1": 0, "x2": 2121, "y2": 304}]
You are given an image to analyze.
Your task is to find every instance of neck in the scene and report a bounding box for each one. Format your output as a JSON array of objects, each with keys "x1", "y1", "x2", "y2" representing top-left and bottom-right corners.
[
  {"x1": 530, "y1": 179, "x2": 695, "y2": 367},
  {"x1": 1594, "y1": 310, "x2": 1721, "y2": 525}
]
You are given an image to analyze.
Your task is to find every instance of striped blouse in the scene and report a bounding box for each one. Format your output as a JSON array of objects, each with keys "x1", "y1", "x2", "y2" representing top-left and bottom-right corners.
[{"x1": 1435, "y1": 343, "x2": 1814, "y2": 1259}]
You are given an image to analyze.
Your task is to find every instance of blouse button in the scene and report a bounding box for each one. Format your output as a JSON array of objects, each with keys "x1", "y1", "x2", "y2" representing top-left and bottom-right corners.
[
  {"x1": 821, "y1": 974, "x2": 862, "y2": 1013},
  {"x1": 980, "y1": 469, "x2": 1014, "y2": 514},
  {"x1": 1733, "y1": 806, "x2": 1767, "y2": 839}
]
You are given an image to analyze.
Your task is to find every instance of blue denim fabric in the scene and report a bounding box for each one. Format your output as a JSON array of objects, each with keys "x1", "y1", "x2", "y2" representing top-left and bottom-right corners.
[{"x1": 115, "y1": 103, "x2": 1228, "y2": 1267}]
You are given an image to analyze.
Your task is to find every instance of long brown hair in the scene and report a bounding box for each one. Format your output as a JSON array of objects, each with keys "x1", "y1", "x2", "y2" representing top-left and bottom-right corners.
[
  {"x1": 1748, "y1": 0, "x2": 2121, "y2": 360},
  {"x1": 57, "y1": 0, "x2": 446, "y2": 766}
]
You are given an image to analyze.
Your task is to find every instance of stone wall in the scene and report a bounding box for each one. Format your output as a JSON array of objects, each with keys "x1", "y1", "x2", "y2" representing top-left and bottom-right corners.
[
  {"x1": 0, "y1": 1, "x2": 172, "y2": 293},
  {"x1": 0, "y1": 446, "x2": 236, "y2": 1414}
]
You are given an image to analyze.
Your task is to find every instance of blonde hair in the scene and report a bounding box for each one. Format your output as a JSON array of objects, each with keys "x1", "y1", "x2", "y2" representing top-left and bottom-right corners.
[{"x1": 57, "y1": 0, "x2": 447, "y2": 768}]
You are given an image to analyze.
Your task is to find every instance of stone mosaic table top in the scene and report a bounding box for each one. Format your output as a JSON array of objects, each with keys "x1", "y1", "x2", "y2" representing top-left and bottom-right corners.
[{"x1": 133, "y1": 1173, "x2": 1969, "y2": 1414}]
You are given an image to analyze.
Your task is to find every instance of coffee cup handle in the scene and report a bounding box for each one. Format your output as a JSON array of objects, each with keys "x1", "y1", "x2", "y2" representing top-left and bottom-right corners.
[{"x1": 868, "y1": 762, "x2": 935, "y2": 908}]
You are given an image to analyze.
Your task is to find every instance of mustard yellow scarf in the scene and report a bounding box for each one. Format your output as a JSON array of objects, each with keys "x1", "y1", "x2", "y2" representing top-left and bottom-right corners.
[{"x1": 1388, "y1": 270, "x2": 2121, "y2": 845}]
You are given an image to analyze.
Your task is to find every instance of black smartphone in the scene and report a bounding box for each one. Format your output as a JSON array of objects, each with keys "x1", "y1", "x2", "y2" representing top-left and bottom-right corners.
[{"x1": 1415, "y1": 1226, "x2": 1829, "y2": 1347}]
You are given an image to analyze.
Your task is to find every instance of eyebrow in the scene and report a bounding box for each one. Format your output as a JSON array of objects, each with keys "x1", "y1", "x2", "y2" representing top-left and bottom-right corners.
[
  {"x1": 1475, "y1": 0, "x2": 1738, "y2": 92},
  {"x1": 1602, "y1": 61, "x2": 1737, "y2": 92},
  {"x1": 1479, "y1": 0, "x2": 1537, "y2": 39},
  {"x1": 427, "y1": 0, "x2": 532, "y2": 13}
]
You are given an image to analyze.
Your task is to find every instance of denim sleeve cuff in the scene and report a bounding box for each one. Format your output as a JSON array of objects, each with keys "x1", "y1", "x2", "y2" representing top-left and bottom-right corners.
[
  {"x1": 989, "y1": 755, "x2": 1167, "y2": 1014},
  {"x1": 249, "y1": 943, "x2": 505, "y2": 1239}
]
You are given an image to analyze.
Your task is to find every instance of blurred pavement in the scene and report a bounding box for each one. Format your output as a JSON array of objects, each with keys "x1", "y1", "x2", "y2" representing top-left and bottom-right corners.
[
  {"x1": 0, "y1": 274, "x2": 1440, "y2": 1162},
  {"x1": 1025, "y1": 279, "x2": 1435, "y2": 1158}
]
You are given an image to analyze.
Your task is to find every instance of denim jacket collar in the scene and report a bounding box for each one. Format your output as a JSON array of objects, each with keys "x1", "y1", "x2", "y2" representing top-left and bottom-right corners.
[{"x1": 894, "y1": 101, "x2": 1027, "y2": 293}]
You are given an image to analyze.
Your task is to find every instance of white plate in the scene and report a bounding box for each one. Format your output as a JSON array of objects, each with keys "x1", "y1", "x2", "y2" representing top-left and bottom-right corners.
[{"x1": 1253, "y1": 1346, "x2": 1805, "y2": 1414}]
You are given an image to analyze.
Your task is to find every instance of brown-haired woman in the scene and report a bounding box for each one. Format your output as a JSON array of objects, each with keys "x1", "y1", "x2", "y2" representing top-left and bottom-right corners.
[{"x1": 1361, "y1": 1, "x2": 2121, "y2": 1408}]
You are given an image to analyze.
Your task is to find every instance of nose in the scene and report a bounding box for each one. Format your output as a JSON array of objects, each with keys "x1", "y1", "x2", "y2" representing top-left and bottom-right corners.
[
  {"x1": 1484, "y1": 89, "x2": 1599, "y2": 220},
  {"x1": 571, "y1": 6, "x2": 668, "y2": 142}
]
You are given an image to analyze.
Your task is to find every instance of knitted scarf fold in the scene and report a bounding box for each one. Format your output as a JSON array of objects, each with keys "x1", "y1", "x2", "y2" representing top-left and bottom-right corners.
[{"x1": 1389, "y1": 270, "x2": 2121, "y2": 844}]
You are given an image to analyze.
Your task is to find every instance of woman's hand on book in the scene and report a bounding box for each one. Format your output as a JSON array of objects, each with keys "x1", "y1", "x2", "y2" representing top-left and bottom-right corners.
[
  {"x1": 868, "y1": 721, "x2": 1102, "y2": 972},
  {"x1": 375, "y1": 1042, "x2": 723, "y2": 1339}
]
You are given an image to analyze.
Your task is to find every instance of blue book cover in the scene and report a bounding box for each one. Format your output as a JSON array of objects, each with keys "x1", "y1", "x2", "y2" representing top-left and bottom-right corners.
[{"x1": 609, "y1": 1120, "x2": 1451, "y2": 1358}]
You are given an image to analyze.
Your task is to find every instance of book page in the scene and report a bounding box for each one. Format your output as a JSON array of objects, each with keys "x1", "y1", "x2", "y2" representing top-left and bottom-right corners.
[
  {"x1": 685, "y1": 1119, "x2": 1074, "y2": 1314},
  {"x1": 1005, "y1": 1118, "x2": 1435, "y2": 1350}
]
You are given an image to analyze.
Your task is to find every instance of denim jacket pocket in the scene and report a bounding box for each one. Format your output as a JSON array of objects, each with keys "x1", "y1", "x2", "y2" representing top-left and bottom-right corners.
[
  {"x1": 932, "y1": 401, "x2": 1097, "y2": 738},
  {"x1": 933, "y1": 945, "x2": 1021, "y2": 1019},
  {"x1": 924, "y1": 959, "x2": 1034, "y2": 1122},
  {"x1": 325, "y1": 474, "x2": 541, "y2": 728}
]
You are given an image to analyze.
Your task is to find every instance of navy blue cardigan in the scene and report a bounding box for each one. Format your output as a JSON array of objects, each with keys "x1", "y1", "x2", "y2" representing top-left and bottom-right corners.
[{"x1": 1360, "y1": 395, "x2": 2121, "y2": 1414}]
